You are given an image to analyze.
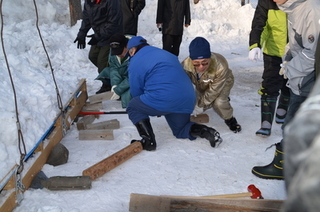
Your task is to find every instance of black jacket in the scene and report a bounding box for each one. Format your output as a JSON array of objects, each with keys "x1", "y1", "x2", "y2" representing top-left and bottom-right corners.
[
  {"x1": 156, "y1": 0, "x2": 191, "y2": 35},
  {"x1": 77, "y1": 0, "x2": 123, "y2": 46},
  {"x1": 121, "y1": 0, "x2": 145, "y2": 35}
]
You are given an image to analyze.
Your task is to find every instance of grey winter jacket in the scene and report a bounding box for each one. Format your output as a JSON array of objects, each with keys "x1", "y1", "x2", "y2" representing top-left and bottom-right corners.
[{"x1": 279, "y1": 0, "x2": 320, "y2": 96}]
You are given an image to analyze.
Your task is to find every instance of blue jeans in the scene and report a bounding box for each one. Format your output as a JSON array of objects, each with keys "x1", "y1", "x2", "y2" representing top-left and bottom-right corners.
[{"x1": 126, "y1": 96, "x2": 195, "y2": 140}]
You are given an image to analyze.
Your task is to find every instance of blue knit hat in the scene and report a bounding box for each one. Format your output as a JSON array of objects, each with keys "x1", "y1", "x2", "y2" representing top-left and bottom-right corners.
[
  {"x1": 127, "y1": 36, "x2": 147, "y2": 49},
  {"x1": 189, "y1": 37, "x2": 211, "y2": 60}
]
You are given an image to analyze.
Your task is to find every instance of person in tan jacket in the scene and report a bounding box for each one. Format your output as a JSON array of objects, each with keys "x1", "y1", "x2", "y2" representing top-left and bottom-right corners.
[{"x1": 181, "y1": 37, "x2": 241, "y2": 133}]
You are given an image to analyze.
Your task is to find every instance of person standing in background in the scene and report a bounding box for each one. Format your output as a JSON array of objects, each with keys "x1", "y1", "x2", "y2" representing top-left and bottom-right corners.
[
  {"x1": 121, "y1": 0, "x2": 145, "y2": 36},
  {"x1": 74, "y1": 0, "x2": 123, "y2": 94},
  {"x1": 156, "y1": 0, "x2": 190, "y2": 56},
  {"x1": 248, "y1": 0, "x2": 290, "y2": 137},
  {"x1": 251, "y1": 0, "x2": 319, "y2": 180}
]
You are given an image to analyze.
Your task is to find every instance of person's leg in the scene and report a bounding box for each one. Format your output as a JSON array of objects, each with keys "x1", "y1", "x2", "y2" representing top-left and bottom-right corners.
[
  {"x1": 97, "y1": 45, "x2": 110, "y2": 73},
  {"x1": 256, "y1": 54, "x2": 283, "y2": 136},
  {"x1": 162, "y1": 34, "x2": 174, "y2": 54},
  {"x1": 95, "y1": 46, "x2": 111, "y2": 93},
  {"x1": 88, "y1": 45, "x2": 99, "y2": 68},
  {"x1": 165, "y1": 113, "x2": 222, "y2": 147},
  {"x1": 127, "y1": 96, "x2": 166, "y2": 151},
  {"x1": 171, "y1": 35, "x2": 182, "y2": 56},
  {"x1": 211, "y1": 96, "x2": 241, "y2": 133},
  {"x1": 275, "y1": 80, "x2": 290, "y2": 124}
]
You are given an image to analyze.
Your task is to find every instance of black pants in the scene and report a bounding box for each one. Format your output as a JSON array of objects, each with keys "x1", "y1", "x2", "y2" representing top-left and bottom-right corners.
[
  {"x1": 162, "y1": 34, "x2": 182, "y2": 56},
  {"x1": 88, "y1": 45, "x2": 110, "y2": 73},
  {"x1": 259, "y1": 53, "x2": 290, "y2": 97}
]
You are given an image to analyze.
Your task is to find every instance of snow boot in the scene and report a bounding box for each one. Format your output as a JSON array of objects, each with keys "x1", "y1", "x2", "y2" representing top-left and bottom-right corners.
[
  {"x1": 132, "y1": 119, "x2": 157, "y2": 151},
  {"x1": 252, "y1": 142, "x2": 284, "y2": 180},
  {"x1": 225, "y1": 117, "x2": 241, "y2": 133},
  {"x1": 190, "y1": 124, "x2": 222, "y2": 147},
  {"x1": 96, "y1": 81, "x2": 111, "y2": 94},
  {"x1": 256, "y1": 96, "x2": 277, "y2": 136},
  {"x1": 275, "y1": 94, "x2": 290, "y2": 124}
]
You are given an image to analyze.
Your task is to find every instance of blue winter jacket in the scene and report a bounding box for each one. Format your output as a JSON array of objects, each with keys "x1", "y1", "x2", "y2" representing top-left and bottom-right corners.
[{"x1": 128, "y1": 46, "x2": 195, "y2": 113}]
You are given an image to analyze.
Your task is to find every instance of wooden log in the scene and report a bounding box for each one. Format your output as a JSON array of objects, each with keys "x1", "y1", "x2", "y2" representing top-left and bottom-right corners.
[
  {"x1": 170, "y1": 199, "x2": 280, "y2": 212},
  {"x1": 83, "y1": 142, "x2": 143, "y2": 180},
  {"x1": 76, "y1": 115, "x2": 96, "y2": 130},
  {"x1": 190, "y1": 114, "x2": 209, "y2": 123},
  {"x1": 86, "y1": 119, "x2": 120, "y2": 130},
  {"x1": 88, "y1": 92, "x2": 113, "y2": 104},
  {"x1": 78, "y1": 129, "x2": 114, "y2": 140},
  {"x1": 129, "y1": 193, "x2": 284, "y2": 212}
]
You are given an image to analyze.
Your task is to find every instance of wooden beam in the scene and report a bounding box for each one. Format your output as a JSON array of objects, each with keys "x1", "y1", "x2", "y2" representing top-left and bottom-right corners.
[
  {"x1": 0, "y1": 79, "x2": 88, "y2": 212},
  {"x1": 190, "y1": 114, "x2": 209, "y2": 123},
  {"x1": 83, "y1": 142, "x2": 143, "y2": 180},
  {"x1": 76, "y1": 115, "x2": 96, "y2": 130},
  {"x1": 78, "y1": 129, "x2": 114, "y2": 140},
  {"x1": 88, "y1": 92, "x2": 113, "y2": 104},
  {"x1": 86, "y1": 119, "x2": 120, "y2": 130},
  {"x1": 129, "y1": 193, "x2": 284, "y2": 212}
]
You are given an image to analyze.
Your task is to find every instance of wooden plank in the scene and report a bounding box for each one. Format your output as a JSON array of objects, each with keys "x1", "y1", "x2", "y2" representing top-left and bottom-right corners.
[
  {"x1": 82, "y1": 102, "x2": 103, "y2": 111},
  {"x1": 190, "y1": 114, "x2": 209, "y2": 123},
  {"x1": 78, "y1": 129, "x2": 114, "y2": 140},
  {"x1": 83, "y1": 142, "x2": 143, "y2": 180},
  {"x1": 86, "y1": 119, "x2": 120, "y2": 130},
  {"x1": 0, "y1": 79, "x2": 88, "y2": 212},
  {"x1": 129, "y1": 193, "x2": 284, "y2": 212},
  {"x1": 88, "y1": 92, "x2": 113, "y2": 104},
  {"x1": 76, "y1": 115, "x2": 96, "y2": 130}
]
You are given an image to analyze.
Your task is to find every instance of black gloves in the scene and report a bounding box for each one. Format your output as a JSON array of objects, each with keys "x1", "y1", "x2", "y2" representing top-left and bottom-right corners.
[
  {"x1": 87, "y1": 34, "x2": 98, "y2": 46},
  {"x1": 74, "y1": 36, "x2": 86, "y2": 49}
]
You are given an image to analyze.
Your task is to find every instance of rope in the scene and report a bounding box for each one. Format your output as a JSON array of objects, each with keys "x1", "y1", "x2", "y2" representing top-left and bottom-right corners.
[
  {"x1": 0, "y1": 0, "x2": 26, "y2": 201},
  {"x1": 32, "y1": 0, "x2": 64, "y2": 113},
  {"x1": 0, "y1": 0, "x2": 27, "y2": 174}
]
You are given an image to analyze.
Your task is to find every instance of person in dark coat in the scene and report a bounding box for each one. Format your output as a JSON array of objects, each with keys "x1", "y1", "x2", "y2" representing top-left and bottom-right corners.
[
  {"x1": 74, "y1": 0, "x2": 123, "y2": 94},
  {"x1": 248, "y1": 0, "x2": 290, "y2": 137},
  {"x1": 121, "y1": 0, "x2": 145, "y2": 36},
  {"x1": 156, "y1": 0, "x2": 190, "y2": 56},
  {"x1": 126, "y1": 36, "x2": 222, "y2": 151}
]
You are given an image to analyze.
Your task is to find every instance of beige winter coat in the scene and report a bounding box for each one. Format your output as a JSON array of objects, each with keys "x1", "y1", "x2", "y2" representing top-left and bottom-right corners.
[{"x1": 181, "y1": 52, "x2": 234, "y2": 120}]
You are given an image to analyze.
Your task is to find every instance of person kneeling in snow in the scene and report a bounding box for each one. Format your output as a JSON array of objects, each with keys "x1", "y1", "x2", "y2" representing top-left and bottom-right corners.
[
  {"x1": 181, "y1": 37, "x2": 241, "y2": 133},
  {"x1": 96, "y1": 34, "x2": 132, "y2": 108},
  {"x1": 126, "y1": 36, "x2": 222, "y2": 151}
]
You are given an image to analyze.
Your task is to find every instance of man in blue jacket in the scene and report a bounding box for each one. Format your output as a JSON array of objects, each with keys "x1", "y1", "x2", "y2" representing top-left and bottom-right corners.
[{"x1": 126, "y1": 36, "x2": 222, "y2": 151}]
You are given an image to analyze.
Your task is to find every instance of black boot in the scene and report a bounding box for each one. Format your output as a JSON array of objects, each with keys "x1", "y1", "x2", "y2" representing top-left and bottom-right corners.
[
  {"x1": 275, "y1": 94, "x2": 290, "y2": 124},
  {"x1": 252, "y1": 142, "x2": 284, "y2": 180},
  {"x1": 256, "y1": 96, "x2": 277, "y2": 136},
  {"x1": 96, "y1": 82, "x2": 111, "y2": 94},
  {"x1": 225, "y1": 117, "x2": 241, "y2": 133},
  {"x1": 132, "y1": 119, "x2": 156, "y2": 151},
  {"x1": 190, "y1": 124, "x2": 222, "y2": 147}
]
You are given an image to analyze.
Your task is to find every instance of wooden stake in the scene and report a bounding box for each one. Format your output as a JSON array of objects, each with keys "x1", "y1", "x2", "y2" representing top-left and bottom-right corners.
[
  {"x1": 190, "y1": 114, "x2": 209, "y2": 123},
  {"x1": 83, "y1": 142, "x2": 143, "y2": 180}
]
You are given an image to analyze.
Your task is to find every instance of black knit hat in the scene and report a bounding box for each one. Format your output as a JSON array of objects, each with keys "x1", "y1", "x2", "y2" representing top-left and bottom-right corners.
[{"x1": 109, "y1": 34, "x2": 128, "y2": 56}]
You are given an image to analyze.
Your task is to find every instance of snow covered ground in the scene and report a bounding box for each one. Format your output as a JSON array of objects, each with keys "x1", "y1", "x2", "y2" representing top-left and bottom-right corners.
[{"x1": 0, "y1": 0, "x2": 286, "y2": 211}]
